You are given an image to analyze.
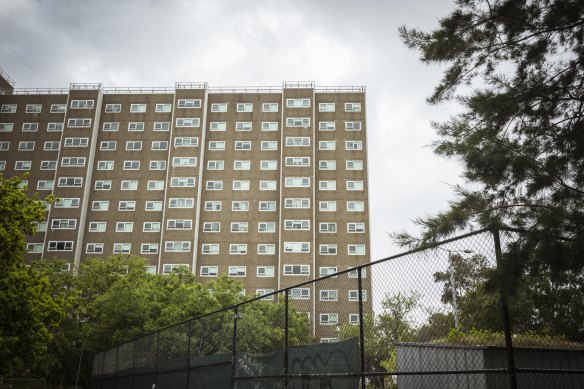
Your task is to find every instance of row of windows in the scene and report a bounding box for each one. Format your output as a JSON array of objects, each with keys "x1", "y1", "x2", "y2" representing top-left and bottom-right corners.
[
  {"x1": 200, "y1": 243, "x2": 365, "y2": 255},
  {"x1": 1, "y1": 103, "x2": 67, "y2": 114},
  {"x1": 208, "y1": 101, "x2": 361, "y2": 113}
]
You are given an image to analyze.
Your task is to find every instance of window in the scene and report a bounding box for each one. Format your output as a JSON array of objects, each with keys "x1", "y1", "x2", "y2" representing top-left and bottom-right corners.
[
  {"x1": 233, "y1": 160, "x2": 251, "y2": 170},
  {"x1": 260, "y1": 160, "x2": 277, "y2": 170},
  {"x1": 50, "y1": 104, "x2": 66, "y2": 113},
  {"x1": 257, "y1": 244, "x2": 275, "y2": 255},
  {"x1": 91, "y1": 201, "x2": 109, "y2": 211},
  {"x1": 206, "y1": 180, "x2": 223, "y2": 190},
  {"x1": 257, "y1": 266, "x2": 275, "y2": 277},
  {"x1": 27, "y1": 243, "x2": 43, "y2": 253},
  {"x1": 320, "y1": 290, "x2": 338, "y2": 301},
  {"x1": 284, "y1": 200, "x2": 310, "y2": 213},
  {"x1": 345, "y1": 121, "x2": 362, "y2": 131},
  {"x1": 176, "y1": 118, "x2": 200, "y2": 127},
  {"x1": 102, "y1": 122, "x2": 119, "y2": 132},
  {"x1": 130, "y1": 104, "x2": 147, "y2": 113},
  {"x1": 347, "y1": 201, "x2": 365, "y2": 212},
  {"x1": 261, "y1": 122, "x2": 278, "y2": 131},
  {"x1": 156, "y1": 103, "x2": 173, "y2": 112},
  {"x1": 319, "y1": 222, "x2": 337, "y2": 233},
  {"x1": 94, "y1": 180, "x2": 112, "y2": 190},
  {"x1": 15, "y1": 161, "x2": 32, "y2": 170},
  {"x1": 319, "y1": 180, "x2": 336, "y2": 191},
  {"x1": 201, "y1": 243, "x2": 220, "y2": 254},
  {"x1": 208, "y1": 141, "x2": 225, "y2": 150},
  {"x1": 235, "y1": 122, "x2": 252, "y2": 131},
  {"x1": 259, "y1": 201, "x2": 276, "y2": 211},
  {"x1": 319, "y1": 103, "x2": 335, "y2": 112},
  {"x1": 172, "y1": 157, "x2": 197, "y2": 167},
  {"x1": 261, "y1": 141, "x2": 278, "y2": 150},
  {"x1": 147, "y1": 180, "x2": 165, "y2": 190},
  {"x1": 59, "y1": 177, "x2": 83, "y2": 187},
  {"x1": 86, "y1": 243, "x2": 104, "y2": 254},
  {"x1": 126, "y1": 141, "x2": 142, "y2": 150},
  {"x1": 105, "y1": 104, "x2": 121, "y2": 113},
  {"x1": 55, "y1": 198, "x2": 80, "y2": 208},
  {"x1": 204, "y1": 201, "x2": 222, "y2": 211},
  {"x1": 234, "y1": 141, "x2": 251, "y2": 150},
  {"x1": 167, "y1": 219, "x2": 193, "y2": 230},
  {"x1": 97, "y1": 160, "x2": 114, "y2": 170},
  {"x1": 151, "y1": 141, "x2": 168, "y2": 150},
  {"x1": 0, "y1": 161, "x2": 5, "y2": 170},
  {"x1": 1, "y1": 104, "x2": 17, "y2": 113},
  {"x1": 35, "y1": 180, "x2": 52, "y2": 191},
  {"x1": 47, "y1": 123, "x2": 63, "y2": 132},
  {"x1": 18, "y1": 180, "x2": 28, "y2": 189},
  {"x1": 259, "y1": 180, "x2": 277, "y2": 191},
  {"x1": 89, "y1": 222, "x2": 107, "y2": 232},
  {"x1": 163, "y1": 264, "x2": 189, "y2": 275},
  {"x1": 284, "y1": 242, "x2": 310, "y2": 253},
  {"x1": 347, "y1": 223, "x2": 365, "y2": 233},
  {"x1": 177, "y1": 99, "x2": 201, "y2": 108},
  {"x1": 0, "y1": 123, "x2": 12, "y2": 132},
  {"x1": 150, "y1": 161, "x2": 167, "y2": 170},
  {"x1": 141, "y1": 243, "x2": 159, "y2": 254},
  {"x1": 285, "y1": 158, "x2": 310, "y2": 170},
  {"x1": 22, "y1": 123, "x2": 38, "y2": 132},
  {"x1": 319, "y1": 121, "x2": 335, "y2": 131},
  {"x1": 203, "y1": 222, "x2": 221, "y2": 232},
  {"x1": 211, "y1": 103, "x2": 228, "y2": 112},
  {"x1": 210, "y1": 122, "x2": 226, "y2": 131},
  {"x1": 70, "y1": 100, "x2": 94, "y2": 109},
  {"x1": 319, "y1": 160, "x2": 336, "y2": 170},
  {"x1": 100, "y1": 141, "x2": 116, "y2": 150},
  {"x1": 123, "y1": 160, "x2": 140, "y2": 170},
  {"x1": 320, "y1": 313, "x2": 338, "y2": 325},
  {"x1": 165, "y1": 241, "x2": 191, "y2": 252},
  {"x1": 169, "y1": 198, "x2": 194, "y2": 208},
  {"x1": 285, "y1": 137, "x2": 310, "y2": 146},
  {"x1": 201, "y1": 265, "x2": 218, "y2": 276},
  {"x1": 320, "y1": 267, "x2": 337, "y2": 277},
  {"x1": 170, "y1": 177, "x2": 195, "y2": 187},
  {"x1": 347, "y1": 160, "x2": 363, "y2": 170},
  {"x1": 128, "y1": 122, "x2": 144, "y2": 131},
  {"x1": 232, "y1": 180, "x2": 250, "y2": 190},
  {"x1": 345, "y1": 102, "x2": 362, "y2": 112},
  {"x1": 119, "y1": 201, "x2": 137, "y2": 211},
  {"x1": 345, "y1": 140, "x2": 362, "y2": 150},
  {"x1": 284, "y1": 264, "x2": 310, "y2": 275},
  {"x1": 349, "y1": 290, "x2": 368, "y2": 301},
  {"x1": 286, "y1": 98, "x2": 310, "y2": 108},
  {"x1": 64, "y1": 137, "x2": 89, "y2": 148},
  {"x1": 349, "y1": 314, "x2": 360, "y2": 325},
  {"x1": 121, "y1": 180, "x2": 138, "y2": 190},
  {"x1": 286, "y1": 117, "x2": 310, "y2": 127},
  {"x1": 48, "y1": 241, "x2": 74, "y2": 251},
  {"x1": 320, "y1": 245, "x2": 337, "y2": 255},
  {"x1": 154, "y1": 122, "x2": 170, "y2": 131},
  {"x1": 319, "y1": 201, "x2": 337, "y2": 211},
  {"x1": 285, "y1": 177, "x2": 310, "y2": 187},
  {"x1": 256, "y1": 289, "x2": 275, "y2": 300},
  {"x1": 142, "y1": 222, "x2": 160, "y2": 232},
  {"x1": 19, "y1": 141, "x2": 35, "y2": 151},
  {"x1": 262, "y1": 103, "x2": 278, "y2": 112},
  {"x1": 175, "y1": 136, "x2": 200, "y2": 147},
  {"x1": 51, "y1": 219, "x2": 77, "y2": 230},
  {"x1": 284, "y1": 220, "x2": 310, "y2": 230},
  {"x1": 347, "y1": 181, "x2": 364, "y2": 191},
  {"x1": 113, "y1": 243, "x2": 131, "y2": 254},
  {"x1": 144, "y1": 201, "x2": 161, "y2": 211},
  {"x1": 207, "y1": 160, "x2": 224, "y2": 170},
  {"x1": 231, "y1": 201, "x2": 249, "y2": 211},
  {"x1": 236, "y1": 103, "x2": 253, "y2": 112},
  {"x1": 319, "y1": 140, "x2": 336, "y2": 150},
  {"x1": 62, "y1": 157, "x2": 86, "y2": 167},
  {"x1": 67, "y1": 118, "x2": 91, "y2": 128},
  {"x1": 230, "y1": 222, "x2": 248, "y2": 233},
  {"x1": 348, "y1": 244, "x2": 366, "y2": 255},
  {"x1": 228, "y1": 266, "x2": 246, "y2": 277},
  {"x1": 290, "y1": 288, "x2": 310, "y2": 300},
  {"x1": 258, "y1": 222, "x2": 276, "y2": 233}
]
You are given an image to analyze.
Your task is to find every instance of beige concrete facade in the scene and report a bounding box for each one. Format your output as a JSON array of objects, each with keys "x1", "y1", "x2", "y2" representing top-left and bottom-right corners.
[{"x1": 0, "y1": 75, "x2": 370, "y2": 340}]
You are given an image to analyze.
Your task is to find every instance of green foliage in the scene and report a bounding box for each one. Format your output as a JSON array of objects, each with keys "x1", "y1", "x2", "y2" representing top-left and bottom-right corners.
[
  {"x1": 396, "y1": 0, "x2": 584, "y2": 287},
  {"x1": 444, "y1": 328, "x2": 584, "y2": 349}
]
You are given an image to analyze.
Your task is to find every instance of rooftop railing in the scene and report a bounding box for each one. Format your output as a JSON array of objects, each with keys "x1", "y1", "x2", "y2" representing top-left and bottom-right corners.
[
  {"x1": 0, "y1": 68, "x2": 15, "y2": 87},
  {"x1": 8, "y1": 88, "x2": 69, "y2": 95}
]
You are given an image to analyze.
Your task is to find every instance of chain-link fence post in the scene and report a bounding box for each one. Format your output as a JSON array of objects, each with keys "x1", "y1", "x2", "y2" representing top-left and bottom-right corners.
[
  {"x1": 284, "y1": 288, "x2": 289, "y2": 388},
  {"x1": 357, "y1": 266, "x2": 366, "y2": 389},
  {"x1": 231, "y1": 305, "x2": 239, "y2": 389},
  {"x1": 493, "y1": 228, "x2": 518, "y2": 389}
]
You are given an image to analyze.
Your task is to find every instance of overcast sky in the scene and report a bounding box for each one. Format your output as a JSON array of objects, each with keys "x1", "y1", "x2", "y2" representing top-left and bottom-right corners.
[{"x1": 0, "y1": 0, "x2": 464, "y2": 261}]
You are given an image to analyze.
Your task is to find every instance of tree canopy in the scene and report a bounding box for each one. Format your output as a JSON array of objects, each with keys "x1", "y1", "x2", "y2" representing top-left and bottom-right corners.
[{"x1": 396, "y1": 0, "x2": 584, "y2": 285}]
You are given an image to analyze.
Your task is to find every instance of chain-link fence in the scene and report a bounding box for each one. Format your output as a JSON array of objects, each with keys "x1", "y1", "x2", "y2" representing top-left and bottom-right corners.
[{"x1": 91, "y1": 228, "x2": 584, "y2": 388}]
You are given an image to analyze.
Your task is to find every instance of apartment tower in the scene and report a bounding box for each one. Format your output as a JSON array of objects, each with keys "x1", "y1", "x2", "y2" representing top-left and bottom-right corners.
[{"x1": 0, "y1": 70, "x2": 370, "y2": 340}]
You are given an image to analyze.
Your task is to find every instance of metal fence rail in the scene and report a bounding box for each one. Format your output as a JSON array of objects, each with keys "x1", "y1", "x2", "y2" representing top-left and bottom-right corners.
[{"x1": 91, "y1": 228, "x2": 584, "y2": 388}]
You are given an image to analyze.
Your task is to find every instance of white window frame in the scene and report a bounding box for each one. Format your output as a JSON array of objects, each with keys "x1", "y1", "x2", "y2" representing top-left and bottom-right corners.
[
  {"x1": 319, "y1": 102, "x2": 335, "y2": 112},
  {"x1": 283, "y1": 264, "x2": 310, "y2": 275},
  {"x1": 257, "y1": 266, "x2": 275, "y2": 277}
]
